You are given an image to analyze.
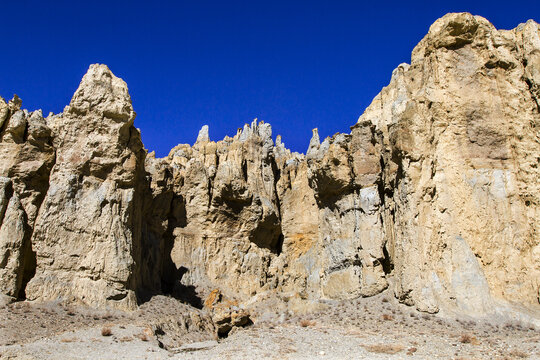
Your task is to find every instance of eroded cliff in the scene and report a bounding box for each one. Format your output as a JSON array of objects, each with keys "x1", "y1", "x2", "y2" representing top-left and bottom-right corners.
[{"x1": 0, "y1": 13, "x2": 538, "y2": 323}]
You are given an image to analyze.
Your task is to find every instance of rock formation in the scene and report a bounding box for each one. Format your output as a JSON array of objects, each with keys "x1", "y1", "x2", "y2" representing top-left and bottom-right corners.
[
  {"x1": 0, "y1": 13, "x2": 538, "y2": 324},
  {"x1": 361, "y1": 13, "x2": 540, "y2": 316}
]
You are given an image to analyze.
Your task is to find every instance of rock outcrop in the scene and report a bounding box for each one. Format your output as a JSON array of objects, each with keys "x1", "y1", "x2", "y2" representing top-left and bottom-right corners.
[
  {"x1": 360, "y1": 13, "x2": 540, "y2": 315},
  {"x1": 1, "y1": 65, "x2": 149, "y2": 309},
  {"x1": 0, "y1": 13, "x2": 538, "y2": 324}
]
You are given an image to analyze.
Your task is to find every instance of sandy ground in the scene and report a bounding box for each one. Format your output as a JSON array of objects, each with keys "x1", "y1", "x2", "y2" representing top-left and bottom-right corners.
[{"x1": 1, "y1": 293, "x2": 539, "y2": 359}]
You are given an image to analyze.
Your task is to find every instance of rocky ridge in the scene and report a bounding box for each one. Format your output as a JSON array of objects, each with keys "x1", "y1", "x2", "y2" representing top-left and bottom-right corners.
[{"x1": 0, "y1": 13, "x2": 538, "y2": 328}]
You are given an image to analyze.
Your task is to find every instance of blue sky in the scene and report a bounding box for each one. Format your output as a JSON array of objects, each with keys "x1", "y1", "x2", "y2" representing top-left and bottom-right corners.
[{"x1": 1, "y1": 1, "x2": 538, "y2": 156}]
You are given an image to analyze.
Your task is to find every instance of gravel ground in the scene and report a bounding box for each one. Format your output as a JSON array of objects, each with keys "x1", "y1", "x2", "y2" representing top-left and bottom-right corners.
[{"x1": 1, "y1": 293, "x2": 539, "y2": 359}]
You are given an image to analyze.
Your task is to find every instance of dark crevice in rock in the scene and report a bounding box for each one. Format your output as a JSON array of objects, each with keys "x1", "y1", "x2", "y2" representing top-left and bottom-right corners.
[
  {"x1": 207, "y1": 153, "x2": 219, "y2": 210},
  {"x1": 17, "y1": 211, "x2": 36, "y2": 300},
  {"x1": 222, "y1": 196, "x2": 252, "y2": 215},
  {"x1": 107, "y1": 292, "x2": 128, "y2": 301},
  {"x1": 217, "y1": 317, "x2": 253, "y2": 338},
  {"x1": 0, "y1": 180, "x2": 14, "y2": 225},
  {"x1": 164, "y1": 266, "x2": 204, "y2": 309},
  {"x1": 155, "y1": 193, "x2": 203, "y2": 309},
  {"x1": 521, "y1": 58, "x2": 540, "y2": 113},
  {"x1": 250, "y1": 208, "x2": 282, "y2": 253},
  {"x1": 241, "y1": 159, "x2": 248, "y2": 182},
  {"x1": 0, "y1": 109, "x2": 11, "y2": 136},
  {"x1": 17, "y1": 143, "x2": 57, "y2": 300},
  {"x1": 270, "y1": 158, "x2": 282, "y2": 221},
  {"x1": 523, "y1": 77, "x2": 540, "y2": 113},
  {"x1": 326, "y1": 258, "x2": 362, "y2": 274},
  {"x1": 22, "y1": 116, "x2": 29, "y2": 143},
  {"x1": 381, "y1": 244, "x2": 393, "y2": 275},
  {"x1": 275, "y1": 233, "x2": 284, "y2": 256}
]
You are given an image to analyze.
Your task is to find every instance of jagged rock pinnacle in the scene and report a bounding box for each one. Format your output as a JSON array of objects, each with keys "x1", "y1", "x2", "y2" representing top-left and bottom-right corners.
[
  {"x1": 195, "y1": 125, "x2": 210, "y2": 144},
  {"x1": 306, "y1": 128, "x2": 320, "y2": 156}
]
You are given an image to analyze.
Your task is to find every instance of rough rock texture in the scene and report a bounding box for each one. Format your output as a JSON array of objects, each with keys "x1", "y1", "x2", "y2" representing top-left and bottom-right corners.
[
  {"x1": 0, "y1": 177, "x2": 33, "y2": 299},
  {"x1": 0, "y1": 95, "x2": 55, "y2": 301},
  {"x1": 204, "y1": 289, "x2": 251, "y2": 337},
  {"x1": 17, "y1": 65, "x2": 147, "y2": 309},
  {"x1": 0, "y1": 13, "x2": 538, "y2": 324},
  {"x1": 163, "y1": 119, "x2": 283, "y2": 300},
  {"x1": 358, "y1": 13, "x2": 540, "y2": 315}
]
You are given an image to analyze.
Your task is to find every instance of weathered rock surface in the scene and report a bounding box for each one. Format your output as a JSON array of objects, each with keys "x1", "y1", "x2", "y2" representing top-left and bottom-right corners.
[
  {"x1": 204, "y1": 289, "x2": 251, "y2": 337},
  {"x1": 0, "y1": 13, "x2": 538, "y2": 325},
  {"x1": 359, "y1": 13, "x2": 540, "y2": 316},
  {"x1": 0, "y1": 177, "x2": 33, "y2": 299},
  {"x1": 23, "y1": 65, "x2": 147, "y2": 309}
]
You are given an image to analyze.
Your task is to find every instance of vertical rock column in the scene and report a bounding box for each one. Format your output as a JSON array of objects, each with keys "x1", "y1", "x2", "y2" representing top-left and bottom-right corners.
[
  {"x1": 305, "y1": 122, "x2": 388, "y2": 300},
  {"x1": 0, "y1": 95, "x2": 55, "y2": 302},
  {"x1": 359, "y1": 13, "x2": 540, "y2": 314},
  {"x1": 25, "y1": 64, "x2": 146, "y2": 309}
]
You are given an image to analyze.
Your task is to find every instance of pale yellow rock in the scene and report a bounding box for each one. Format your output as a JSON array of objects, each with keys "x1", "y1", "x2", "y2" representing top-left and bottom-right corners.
[
  {"x1": 25, "y1": 64, "x2": 146, "y2": 309},
  {"x1": 0, "y1": 14, "x2": 537, "y2": 323},
  {"x1": 359, "y1": 13, "x2": 540, "y2": 314},
  {"x1": 0, "y1": 178, "x2": 29, "y2": 297},
  {"x1": 0, "y1": 103, "x2": 54, "y2": 300},
  {"x1": 0, "y1": 97, "x2": 9, "y2": 129}
]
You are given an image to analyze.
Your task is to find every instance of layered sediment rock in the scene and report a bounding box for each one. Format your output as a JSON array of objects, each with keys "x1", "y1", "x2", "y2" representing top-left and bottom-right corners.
[{"x1": 0, "y1": 13, "x2": 538, "y2": 321}]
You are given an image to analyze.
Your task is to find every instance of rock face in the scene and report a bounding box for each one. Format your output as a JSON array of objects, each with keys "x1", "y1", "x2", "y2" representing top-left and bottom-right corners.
[
  {"x1": 0, "y1": 65, "x2": 149, "y2": 309},
  {"x1": 360, "y1": 13, "x2": 540, "y2": 315},
  {"x1": 0, "y1": 13, "x2": 538, "y2": 321},
  {"x1": 0, "y1": 95, "x2": 55, "y2": 301}
]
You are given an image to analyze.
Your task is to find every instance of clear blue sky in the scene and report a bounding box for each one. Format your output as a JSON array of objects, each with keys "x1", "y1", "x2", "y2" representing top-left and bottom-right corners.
[{"x1": 1, "y1": 1, "x2": 538, "y2": 156}]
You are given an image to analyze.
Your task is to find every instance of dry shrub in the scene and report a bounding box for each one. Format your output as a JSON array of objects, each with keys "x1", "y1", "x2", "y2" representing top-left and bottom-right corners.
[
  {"x1": 118, "y1": 336, "x2": 133, "y2": 342},
  {"x1": 459, "y1": 333, "x2": 479, "y2": 345},
  {"x1": 381, "y1": 297, "x2": 389, "y2": 303},
  {"x1": 363, "y1": 344, "x2": 405, "y2": 354},
  {"x1": 508, "y1": 350, "x2": 529, "y2": 358},
  {"x1": 407, "y1": 347, "x2": 417, "y2": 356},
  {"x1": 381, "y1": 314, "x2": 394, "y2": 321},
  {"x1": 60, "y1": 337, "x2": 77, "y2": 343},
  {"x1": 101, "y1": 326, "x2": 112, "y2": 336},
  {"x1": 299, "y1": 319, "x2": 315, "y2": 327},
  {"x1": 137, "y1": 333, "x2": 149, "y2": 341},
  {"x1": 136, "y1": 327, "x2": 153, "y2": 341},
  {"x1": 280, "y1": 346, "x2": 297, "y2": 354}
]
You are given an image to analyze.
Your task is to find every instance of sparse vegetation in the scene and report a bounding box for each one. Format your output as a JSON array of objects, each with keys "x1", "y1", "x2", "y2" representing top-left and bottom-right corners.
[
  {"x1": 508, "y1": 349, "x2": 529, "y2": 358},
  {"x1": 136, "y1": 327, "x2": 153, "y2": 341},
  {"x1": 101, "y1": 326, "x2": 112, "y2": 337},
  {"x1": 60, "y1": 337, "x2": 77, "y2": 343},
  {"x1": 459, "y1": 333, "x2": 478, "y2": 345},
  {"x1": 407, "y1": 347, "x2": 417, "y2": 355},
  {"x1": 137, "y1": 333, "x2": 148, "y2": 341},
  {"x1": 299, "y1": 319, "x2": 315, "y2": 327},
  {"x1": 0, "y1": 290, "x2": 536, "y2": 358},
  {"x1": 363, "y1": 343, "x2": 405, "y2": 354}
]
